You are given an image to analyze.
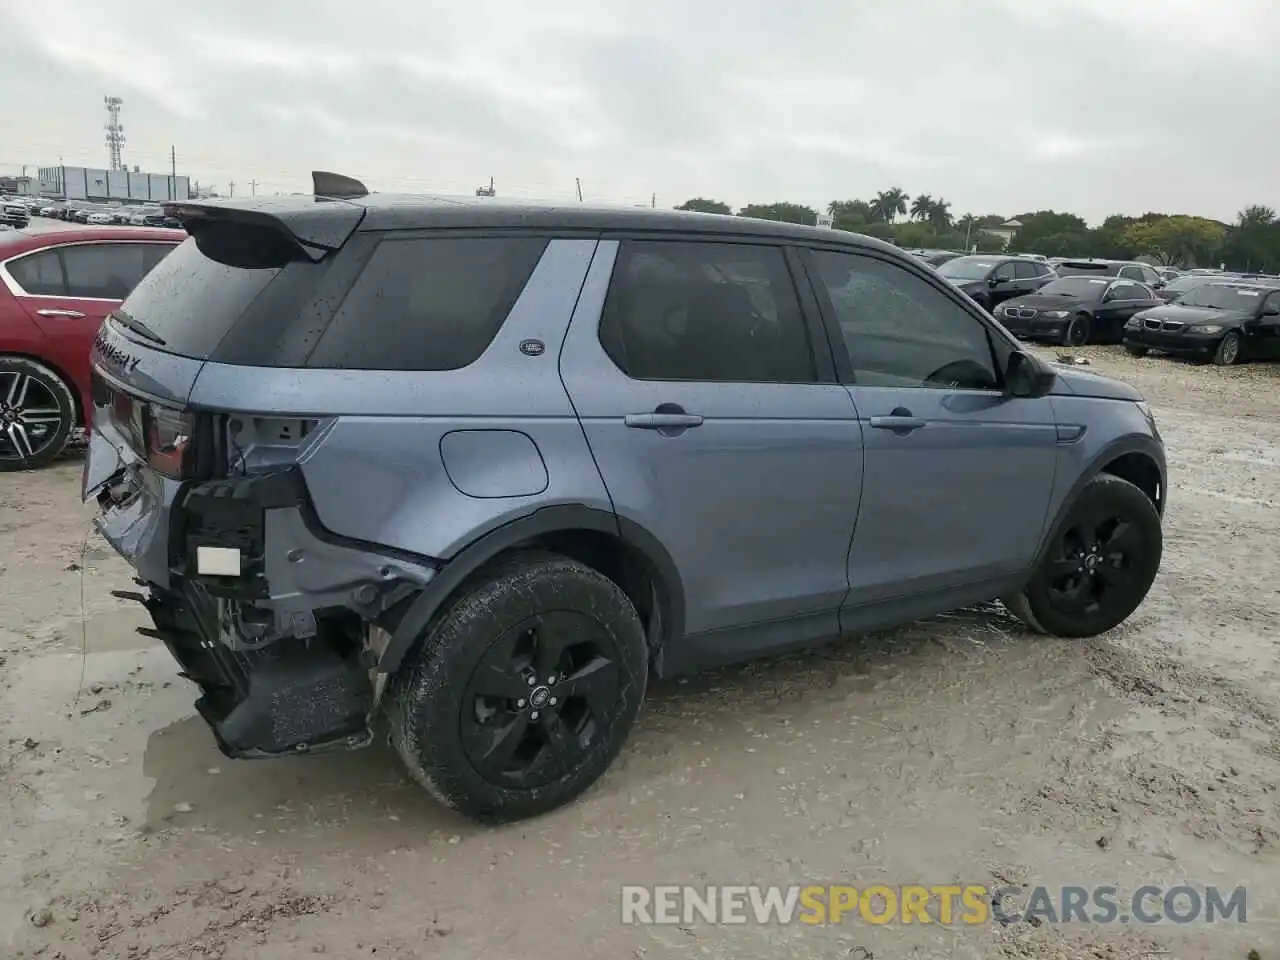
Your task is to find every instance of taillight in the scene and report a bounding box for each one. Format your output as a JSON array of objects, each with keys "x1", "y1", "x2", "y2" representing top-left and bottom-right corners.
[{"x1": 145, "y1": 403, "x2": 194, "y2": 479}]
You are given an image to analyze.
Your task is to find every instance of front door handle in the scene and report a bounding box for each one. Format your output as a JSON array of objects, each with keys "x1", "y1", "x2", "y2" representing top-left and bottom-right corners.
[
  {"x1": 36, "y1": 308, "x2": 86, "y2": 318},
  {"x1": 625, "y1": 412, "x2": 704, "y2": 430},
  {"x1": 869, "y1": 407, "x2": 926, "y2": 434}
]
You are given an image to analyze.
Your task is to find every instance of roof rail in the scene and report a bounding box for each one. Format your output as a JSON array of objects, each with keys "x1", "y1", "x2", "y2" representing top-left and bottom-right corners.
[{"x1": 312, "y1": 171, "x2": 369, "y2": 200}]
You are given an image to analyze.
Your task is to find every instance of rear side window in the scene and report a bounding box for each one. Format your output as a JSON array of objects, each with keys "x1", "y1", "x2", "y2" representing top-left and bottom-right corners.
[
  {"x1": 598, "y1": 240, "x2": 816, "y2": 383},
  {"x1": 61, "y1": 242, "x2": 175, "y2": 299},
  {"x1": 1013, "y1": 261, "x2": 1038, "y2": 279},
  {"x1": 8, "y1": 249, "x2": 65, "y2": 295},
  {"x1": 306, "y1": 236, "x2": 549, "y2": 371}
]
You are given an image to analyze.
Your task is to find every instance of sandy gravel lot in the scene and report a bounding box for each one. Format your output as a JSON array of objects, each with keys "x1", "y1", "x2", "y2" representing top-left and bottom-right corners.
[{"x1": 2, "y1": 344, "x2": 1278, "y2": 960}]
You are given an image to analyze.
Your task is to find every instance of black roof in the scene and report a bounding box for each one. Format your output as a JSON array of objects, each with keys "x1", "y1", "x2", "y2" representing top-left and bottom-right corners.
[{"x1": 167, "y1": 192, "x2": 904, "y2": 257}]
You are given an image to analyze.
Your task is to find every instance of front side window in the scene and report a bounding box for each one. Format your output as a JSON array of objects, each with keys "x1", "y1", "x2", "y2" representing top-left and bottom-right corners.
[
  {"x1": 599, "y1": 240, "x2": 816, "y2": 383},
  {"x1": 809, "y1": 249, "x2": 999, "y2": 391}
]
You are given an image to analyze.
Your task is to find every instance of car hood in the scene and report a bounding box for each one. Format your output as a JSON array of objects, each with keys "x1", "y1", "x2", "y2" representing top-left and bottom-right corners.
[
  {"x1": 1048, "y1": 365, "x2": 1143, "y2": 402},
  {"x1": 1136, "y1": 303, "x2": 1252, "y2": 325},
  {"x1": 1000, "y1": 294, "x2": 1089, "y2": 312}
]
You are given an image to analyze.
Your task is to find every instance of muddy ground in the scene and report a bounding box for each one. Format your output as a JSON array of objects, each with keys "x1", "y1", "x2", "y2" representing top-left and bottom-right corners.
[{"x1": 2, "y1": 346, "x2": 1278, "y2": 960}]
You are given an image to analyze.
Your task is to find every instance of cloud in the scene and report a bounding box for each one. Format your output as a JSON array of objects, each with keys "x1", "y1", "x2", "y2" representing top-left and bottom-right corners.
[{"x1": 1, "y1": 0, "x2": 1276, "y2": 221}]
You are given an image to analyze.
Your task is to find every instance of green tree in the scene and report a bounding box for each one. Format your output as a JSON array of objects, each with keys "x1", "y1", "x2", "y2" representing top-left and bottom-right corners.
[
  {"x1": 1124, "y1": 215, "x2": 1225, "y2": 267},
  {"x1": 1221, "y1": 206, "x2": 1280, "y2": 272},
  {"x1": 1009, "y1": 211, "x2": 1090, "y2": 254},
  {"x1": 870, "y1": 188, "x2": 908, "y2": 223},
  {"x1": 675, "y1": 197, "x2": 732, "y2": 215},
  {"x1": 910, "y1": 194, "x2": 934, "y2": 222},
  {"x1": 737, "y1": 202, "x2": 818, "y2": 225},
  {"x1": 1238, "y1": 205, "x2": 1276, "y2": 227},
  {"x1": 1086, "y1": 215, "x2": 1138, "y2": 260},
  {"x1": 928, "y1": 198, "x2": 952, "y2": 230},
  {"x1": 827, "y1": 199, "x2": 874, "y2": 231}
]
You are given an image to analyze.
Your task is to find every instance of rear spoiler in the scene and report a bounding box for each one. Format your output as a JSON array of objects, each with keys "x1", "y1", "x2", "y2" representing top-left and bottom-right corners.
[{"x1": 163, "y1": 171, "x2": 369, "y2": 262}]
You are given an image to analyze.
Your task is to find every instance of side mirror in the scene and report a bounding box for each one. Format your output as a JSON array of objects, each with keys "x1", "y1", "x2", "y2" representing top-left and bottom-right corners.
[
  {"x1": 988, "y1": 275, "x2": 1003, "y2": 287},
  {"x1": 1006, "y1": 350, "x2": 1057, "y2": 399}
]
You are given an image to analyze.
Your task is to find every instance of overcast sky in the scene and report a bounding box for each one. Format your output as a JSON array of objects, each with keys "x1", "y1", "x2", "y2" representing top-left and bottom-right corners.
[{"x1": 2, "y1": 0, "x2": 1276, "y2": 223}]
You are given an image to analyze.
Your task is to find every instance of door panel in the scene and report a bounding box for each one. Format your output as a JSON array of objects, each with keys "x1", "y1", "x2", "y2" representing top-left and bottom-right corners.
[
  {"x1": 803, "y1": 247, "x2": 1059, "y2": 615},
  {"x1": 559, "y1": 239, "x2": 863, "y2": 642}
]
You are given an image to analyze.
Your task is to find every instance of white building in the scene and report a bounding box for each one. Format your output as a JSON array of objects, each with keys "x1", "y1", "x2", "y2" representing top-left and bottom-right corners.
[{"x1": 37, "y1": 165, "x2": 190, "y2": 203}]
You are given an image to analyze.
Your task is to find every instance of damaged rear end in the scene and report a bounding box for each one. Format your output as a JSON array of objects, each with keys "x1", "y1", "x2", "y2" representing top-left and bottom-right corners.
[{"x1": 85, "y1": 187, "x2": 437, "y2": 759}]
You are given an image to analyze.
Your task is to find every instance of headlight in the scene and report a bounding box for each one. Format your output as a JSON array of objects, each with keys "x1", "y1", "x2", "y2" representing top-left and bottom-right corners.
[
  {"x1": 1189, "y1": 324, "x2": 1224, "y2": 335},
  {"x1": 1135, "y1": 401, "x2": 1158, "y2": 433},
  {"x1": 1124, "y1": 317, "x2": 1142, "y2": 330},
  {"x1": 1042, "y1": 310, "x2": 1069, "y2": 319}
]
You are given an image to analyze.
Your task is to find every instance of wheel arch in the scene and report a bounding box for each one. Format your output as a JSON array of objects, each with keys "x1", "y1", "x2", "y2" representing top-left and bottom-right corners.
[
  {"x1": 1031, "y1": 435, "x2": 1165, "y2": 572},
  {"x1": 379, "y1": 505, "x2": 685, "y2": 676}
]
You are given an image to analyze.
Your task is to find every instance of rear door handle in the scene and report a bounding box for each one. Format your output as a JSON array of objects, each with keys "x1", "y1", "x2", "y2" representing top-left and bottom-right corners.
[
  {"x1": 625, "y1": 413, "x2": 704, "y2": 430},
  {"x1": 36, "y1": 308, "x2": 86, "y2": 318},
  {"x1": 869, "y1": 408, "x2": 926, "y2": 433}
]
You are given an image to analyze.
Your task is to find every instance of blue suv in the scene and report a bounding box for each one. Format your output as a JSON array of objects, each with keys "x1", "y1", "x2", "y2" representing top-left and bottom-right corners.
[{"x1": 83, "y1": 173, "x2": 1166, "y2": 823}]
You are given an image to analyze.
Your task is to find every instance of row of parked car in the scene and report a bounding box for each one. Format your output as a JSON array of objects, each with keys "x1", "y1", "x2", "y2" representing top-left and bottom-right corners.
[
  {"x1": 910, "y1": 250, "x2": 1280, "y2": 366},
  {"x1": 0, "y1": 194, "x2": 182, "y2": 228}
]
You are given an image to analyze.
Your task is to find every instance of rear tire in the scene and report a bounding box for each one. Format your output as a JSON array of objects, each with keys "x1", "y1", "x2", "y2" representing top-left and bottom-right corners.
[
  {"x1": 1005, "y1": 474, "x2": 1161, "y2": 638},
  {"x1": 387, "y1": 550, "x2": 648, "y2": 823},
  {"x1": 0, "y1": 357, "x2": 77, "y2": 472}
]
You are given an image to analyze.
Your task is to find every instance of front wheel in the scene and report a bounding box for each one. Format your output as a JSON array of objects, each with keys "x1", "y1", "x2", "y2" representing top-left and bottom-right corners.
[
  {"x1": 387, "y1": 550, "x2": 649, "y2": 823},
  {"x1": 1005, "y1": 474, "x2": 1161, "y2": 638},
  {"x1": 1124, "y1": 344, "x2": 1149, "y2": 357},
  {"x1": 0, "y1": 357, "x2": 77, "y2": 472},
  {"x1": 1063, "y1": 313, "x2": 1092, "y2": 347},
  {"x1": 1213, "y1": 331, "x2": 1241, "y2": 366}
]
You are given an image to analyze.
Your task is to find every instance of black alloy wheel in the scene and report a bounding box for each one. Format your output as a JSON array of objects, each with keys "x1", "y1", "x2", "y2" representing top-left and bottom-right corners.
[
  {"x1": 1005, "y1": 474, "x2": 1161, "y2": 638},
  {"x1": 1064, "y1": 313, "x2": 1092, "y2": 347},
  {"x1": 461, "y1": 610, "x2": 621, "y2": 789},
  {"x1": 0, "y1": 359, "x2": 77, "y2": 472},
  {"x1": 388, "y1": 550, "x2": 648, "y2": 823}
]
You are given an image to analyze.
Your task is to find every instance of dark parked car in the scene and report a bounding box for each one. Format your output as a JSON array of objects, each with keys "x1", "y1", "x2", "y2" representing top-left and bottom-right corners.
[
  {"x1": 935, "y1": 255, "x2": 1056, "y2": 312},
  {"x1": 0, "y1": 227, "x2": 185, "y2": 469},
  {"x1": 1054, "y1": 259, "x2": 1166, "y2": 289},
  {"x1": 912, "y1": 249, "x2": 963, "y2": 268},
  {"x1": 997, "y1": 276, "x2": 1162, "y2": 346},
  {"x1": 81, "y1": 173, "x2": 1166, "y2": 823},
  {"x1": 1123, "y1": 281, "x2": 1280, "y2": 365},
  {"x1": 1152, "y1": 272, "x2": 1236, "y2": 303}
]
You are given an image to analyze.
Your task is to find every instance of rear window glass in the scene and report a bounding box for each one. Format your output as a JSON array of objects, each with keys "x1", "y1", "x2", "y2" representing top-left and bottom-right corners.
[
  {"x1": 116, "y1": 238, "x2": 331, "y2": 363},
  {"x1": 1054, "y1": 262, "x2": 1117, "y2": 276},
  {"x1": 305, "y1": 236, "x2": 549, "y2": 371}
]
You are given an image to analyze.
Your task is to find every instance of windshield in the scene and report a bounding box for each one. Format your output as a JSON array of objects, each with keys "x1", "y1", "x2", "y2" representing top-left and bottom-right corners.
[
  {"x1": 937, "y1": 257, "x2": 996, "y2": 281},
  {"x1": 1036, "y1": 277, "x2": 1111, "y2": 299},
  {"x1": 1164, "y1": 275, "x2": 1214, "y2": 295},
  {"x1": 1178, "y1": 284, "x2": 1271, "y2": 310}
]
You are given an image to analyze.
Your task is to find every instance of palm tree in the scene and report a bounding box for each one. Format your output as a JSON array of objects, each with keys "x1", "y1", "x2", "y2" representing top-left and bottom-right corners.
[
  {"x1": 1238, "y1": 205, "x2": 1276, "y2": 227},
  {"x1": 910, "y1": 194, "x2": 934, "y2": 222},
  {"x1": 871, "y1": 188, "x2": 909, "y2": 223},
  {"x1": 929, "y1": 198, "x2": 952, "y2": 230}
]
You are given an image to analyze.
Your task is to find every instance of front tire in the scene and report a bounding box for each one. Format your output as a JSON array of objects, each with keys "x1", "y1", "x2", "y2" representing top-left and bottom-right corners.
[
  {"x1": 387, "y1": 550, "x2": 648, "y2": 823},
  {"x1": 1005, "y1": 474, "x2": 1161, "y2": 638},
  {"x1": 1124, "y1": 344, "x2": 1149, "y2": 357},
  {"x1": 1063, "y1": 313, "x2": 1092, "y2": 347},
  {"x1": 0, "y1": 357, "x2": 77, "y2": 472},
  {"x1": 1213, "y1": 331, "x2": 1241, "y2": 366}
]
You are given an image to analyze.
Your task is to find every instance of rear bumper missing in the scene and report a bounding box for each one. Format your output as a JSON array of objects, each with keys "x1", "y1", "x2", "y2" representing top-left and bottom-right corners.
[{"x1": 93, "y1": 456, "x2": 438, "y2": 758}]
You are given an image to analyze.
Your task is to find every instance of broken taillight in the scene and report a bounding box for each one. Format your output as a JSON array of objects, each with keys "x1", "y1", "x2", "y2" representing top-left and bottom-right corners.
[{"x1": 145, "y1": 403, "x2": 194, "y2": 479}]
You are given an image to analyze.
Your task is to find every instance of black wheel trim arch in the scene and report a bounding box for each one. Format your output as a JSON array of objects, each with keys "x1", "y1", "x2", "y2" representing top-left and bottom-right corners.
[
  {"x1": 1026, "y1": 434, "x2": 1166, "y2": 580},
  {"x1": 380, "y1": 505, "x2": 686, "y2": 677}
]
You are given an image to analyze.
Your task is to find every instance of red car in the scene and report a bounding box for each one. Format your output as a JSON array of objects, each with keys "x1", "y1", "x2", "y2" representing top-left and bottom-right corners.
[{"x1": 0, "y1": 226, "x2": 186, "y2": 470}]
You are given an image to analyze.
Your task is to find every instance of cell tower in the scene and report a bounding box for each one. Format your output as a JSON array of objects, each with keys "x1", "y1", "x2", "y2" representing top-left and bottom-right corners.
[{"x1": 104, "y1": 96, "x2": 125, "y2": 171}]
